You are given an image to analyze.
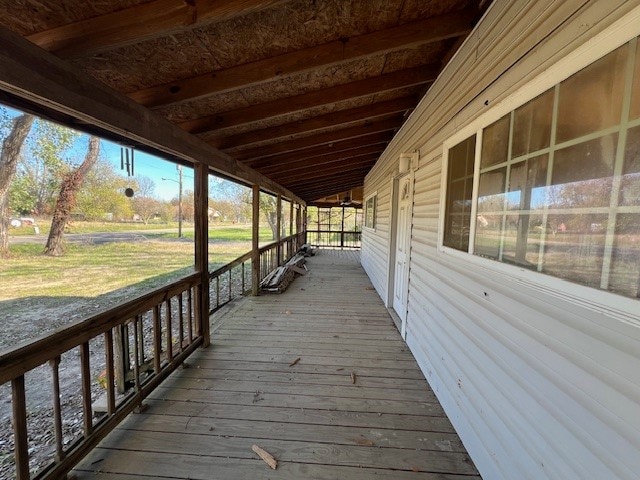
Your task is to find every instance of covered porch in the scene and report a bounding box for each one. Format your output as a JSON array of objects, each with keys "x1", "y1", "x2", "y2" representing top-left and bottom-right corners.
[{"x1": 73, "y1": 250, "x2": 478, "y2": 479}]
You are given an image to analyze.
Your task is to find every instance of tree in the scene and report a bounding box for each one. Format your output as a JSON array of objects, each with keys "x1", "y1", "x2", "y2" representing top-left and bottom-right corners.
[
  {"x1": 76, "y1": 159, "x2": 134, "y2": 221},
  {"x1": 18, "y1": 119, "x2": 79, "y2": 215},
  {"x1": 135, "y1": 176, "x2": 156, "y2": 198},
  {"x1": 132, "y1": 196, "x2": 164, "y2": 224},
  {"x1": 44, "y1": 136, "x2": 100, "y2": 256},
  {"x1": 0, "y1": 114, "x2": 35, "y2": 256}
]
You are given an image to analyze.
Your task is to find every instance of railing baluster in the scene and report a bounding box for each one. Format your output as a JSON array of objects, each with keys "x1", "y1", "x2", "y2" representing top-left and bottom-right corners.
[
  {"x1": 104, "y1": 330, "x2": 115, "y2": 415},
  {"x1": 187, "y1": 288, "x2": 193, "y2": 342},
  {"x1": 178, "y1": 293, "x2": 184, "y2": 353},
  {"x1": 137, "y1": 314, "x2": 145, "y2": 367},
  {"x1": 80, "y1": 342, "x2": 93, "y2": 436},
  {"x1": 12, "y1": 375, "x2": 30, "y2": 480},
  {"x1": 228, "y1": 269, "x2": 232, "y2": 302},
  {"x1": 242, "y1": 262, "x2": 245, "y2": 292},
  {"x1": 216, "y1": 275, "x2": 220, "y2": 308},
  {"x1": 49, "y1": 356, "x2": 64, "y2": 462},
  {"x1": 153, "y1": 304, "x2": 162, "y2": 373},
  {"x1": 132, "y1": 315, "x2": 141, "y2": 394},
  {"x1": 165, "y1": 299, "x2": 173, "y2": 363},
  {"x1": 113, "y1": 324, "x2": 128, "y2": 394}
]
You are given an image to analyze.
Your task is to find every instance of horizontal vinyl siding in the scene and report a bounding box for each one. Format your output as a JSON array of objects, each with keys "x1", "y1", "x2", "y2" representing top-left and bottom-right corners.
[
  {"x1": 362, "y1": 163, "x2": 394, "y2": 301},
  {"x1": 362, "y1": 1, "x2": 640, "y2": 479}
]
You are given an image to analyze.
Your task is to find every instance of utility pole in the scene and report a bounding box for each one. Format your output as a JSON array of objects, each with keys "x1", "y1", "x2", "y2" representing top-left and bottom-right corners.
[
  {"x1": 177, "y1": 165, "x2": 183, "y2": 238},
  {"x1": 162, "y1": 165, "x2": 183, "y2": 238}
]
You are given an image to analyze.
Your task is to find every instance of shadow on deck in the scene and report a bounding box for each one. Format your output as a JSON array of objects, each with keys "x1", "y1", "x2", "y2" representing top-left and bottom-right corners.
[{"x1": 74, "y1": 249, "x2": 480, "y2": 479}]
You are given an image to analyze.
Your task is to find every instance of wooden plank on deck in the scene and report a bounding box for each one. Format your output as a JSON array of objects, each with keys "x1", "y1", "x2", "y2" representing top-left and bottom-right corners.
[{"x1": 73, "y1": 250, "x2": 479, "y2": 479}]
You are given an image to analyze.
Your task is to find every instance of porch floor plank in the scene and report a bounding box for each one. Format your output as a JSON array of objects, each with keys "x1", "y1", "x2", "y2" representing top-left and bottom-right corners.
[{"x1": 73, "y1": 250, "x2": 480, "y2": 479}]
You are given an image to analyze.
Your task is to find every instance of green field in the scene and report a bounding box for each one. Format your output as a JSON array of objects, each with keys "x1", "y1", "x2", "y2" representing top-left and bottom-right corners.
[{"x1": 1, "y1": 223, "x2": 274, "y2": 301}]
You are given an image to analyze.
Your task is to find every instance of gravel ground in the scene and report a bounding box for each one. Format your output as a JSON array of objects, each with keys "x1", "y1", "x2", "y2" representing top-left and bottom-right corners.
[{"x1": 0, "y1": 268, "x2": 250, "y2": 479}]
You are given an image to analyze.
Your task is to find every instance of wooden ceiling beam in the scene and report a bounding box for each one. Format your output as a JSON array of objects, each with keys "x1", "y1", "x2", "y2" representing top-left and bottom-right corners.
[
  {"x1": 243, "y1": 133, "x2": 393, "y2": 168},
  {"x1": 257, "y1": 145, "x2": 384, "y2": 175},
  {"x1": 130, "y1": 9, "x2": 475, "y2": 107},
  {"x1": 294, "y1": 174, "x2": 365, "y2": 200},
  {"x1": 182, "y1": 64, "x2": 438, "y2": 133},
  {"x1": 27, "y1": 0, "x2": 289, "y2": 58},
  {"x1": 0, "y1": 25, "x2": 303, "y2": 205},
  {"x1": 233, "y1": 115, "x2": 401, "y2": 161},
  {"x1": 268, "y1": 156, "x2": 378, "y2": 184},
  {"x1": 304, "y1": 181, "x2": 365, "y2": 199},
  {"x1": 217, "y1": 96, "x2": 416, "y2": 150},
  {"x1": 285, "y1": 168, "x2": 371, "y2": 190}
]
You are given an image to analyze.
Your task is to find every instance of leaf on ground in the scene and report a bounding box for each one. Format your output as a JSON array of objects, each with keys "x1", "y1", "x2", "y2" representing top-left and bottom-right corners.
[
  {"x1": 289, "y1": 357, "x2": 301, "y2": 367},
  {"x1": 252, "y1": 444, "x2": 277, "y2": 469}
]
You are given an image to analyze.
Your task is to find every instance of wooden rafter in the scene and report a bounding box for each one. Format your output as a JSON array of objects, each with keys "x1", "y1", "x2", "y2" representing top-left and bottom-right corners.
[
  {"x1": 269, "y1": 156, "x2": 378, "y2": 184},
  {"x1": 129, "y1": 9, "x2": 475, "y2": 108},
  {"x1": 285, "y1": 167, "x2": 372, "y2": 189},
  {"x1": 217, "y1": 96, "x2": 416, "y2": 150},
  {"x1": 243, "y1": 133, "x2": 393, "y2": 168},
  {"x1": 181, "y1": 64, "x2": 438, "y2": 133},
  {"x1": 26, "y1": 0, "x2": 289, "y2": 58},
  {"x1": 297, "y1": 177, "x2": 367, "y2": 199},
  {"x1": 233, "y1": 115, "x2": 402, "y2": 161},
  {"x1": 305, "y1": 183, "x2": 364, "y2": 200},
  {"x1": 0, "y1": 25, "x2": 303, "y2": 204},
  {"x1": 257, "y1": 145, "x2": 385, "y2": 175}
]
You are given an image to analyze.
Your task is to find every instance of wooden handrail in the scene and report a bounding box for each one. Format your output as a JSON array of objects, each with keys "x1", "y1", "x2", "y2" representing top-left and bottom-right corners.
[{"x1": 0, "y1": 273, "x2": 200, "y2": 384}]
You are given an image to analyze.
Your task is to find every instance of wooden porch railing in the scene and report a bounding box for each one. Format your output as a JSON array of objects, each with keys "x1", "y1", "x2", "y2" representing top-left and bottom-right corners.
[
  {"x1": 0, "y1": 273, "x2": 203, "y2": 480},
  {"x1": 306, "y1": 229, "x2": 362, "y2": 249},
  {"x1": 0, "y1": 231, "x2": 307, "y2": 479}
]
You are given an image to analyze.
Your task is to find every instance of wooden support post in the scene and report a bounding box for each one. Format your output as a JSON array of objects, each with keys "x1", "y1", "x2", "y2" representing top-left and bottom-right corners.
[
  {"x1": 113, "y1": 323, "x2": 129, "y2": 394},
  {"x1": 276, "y1": 194, "x2": 282, "y2": 266},
  {"x1": 80, "y1": 342, "x2": 93, "y2": 436},
  {"x1": 194, "y1": 163, "x2": 210, "y2": 347},
  {"x1": 252, "y1": 184, "x2": 260, "y2": 296},
  {"x1": 341, "y1": 206, "x2": 345, "y2": 248},
  {"x1": 289, "y1": 200, "x2": 294, "y2": 238},
  {"x1": 12, "y1": 375, "x2": 29, "y2": 480}
]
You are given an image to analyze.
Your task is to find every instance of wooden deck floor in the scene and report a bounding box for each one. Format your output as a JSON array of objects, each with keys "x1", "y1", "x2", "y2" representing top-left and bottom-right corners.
[{"x1": 74, "y1": 249, "x2": 480, "y2": 479}]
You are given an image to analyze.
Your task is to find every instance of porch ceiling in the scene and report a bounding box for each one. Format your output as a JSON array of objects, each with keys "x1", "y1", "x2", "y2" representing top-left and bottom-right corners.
[{"x1": 0, "y1": 0, "x2": 488, "y2": 205}]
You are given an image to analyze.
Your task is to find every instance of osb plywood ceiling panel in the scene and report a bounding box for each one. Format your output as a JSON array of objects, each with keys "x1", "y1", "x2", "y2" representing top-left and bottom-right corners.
[{"x1": 0, "y1": 0, "x2": 488, "y2": 203}]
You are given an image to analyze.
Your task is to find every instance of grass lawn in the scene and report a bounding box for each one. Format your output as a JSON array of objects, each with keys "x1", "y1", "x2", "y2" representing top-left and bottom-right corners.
[{"x1": 1, "y1": 227, "x2": 265, "y2": 301}]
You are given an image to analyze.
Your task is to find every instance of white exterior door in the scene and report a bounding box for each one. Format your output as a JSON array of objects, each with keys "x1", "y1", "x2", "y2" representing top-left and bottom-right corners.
[{"x1": 393, "y1": 176, "x2": 412, "y2": 337}]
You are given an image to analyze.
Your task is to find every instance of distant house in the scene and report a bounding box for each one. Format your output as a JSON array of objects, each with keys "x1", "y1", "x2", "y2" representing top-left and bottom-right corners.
[{"x1": 207, "y1": 208, "x2": 222, "y2": 222}]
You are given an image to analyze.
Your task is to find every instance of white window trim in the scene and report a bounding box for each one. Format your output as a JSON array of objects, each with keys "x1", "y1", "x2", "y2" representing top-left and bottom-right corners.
[
  {"x1": 438, "y1": 6, "x2": 640, "y2": 319},
  {"x1": 363, "y1": 191, "x2": 378, "y2": 231}
]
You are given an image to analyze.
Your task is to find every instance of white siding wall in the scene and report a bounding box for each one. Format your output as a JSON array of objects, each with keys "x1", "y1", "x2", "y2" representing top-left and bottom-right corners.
[
  {"x1": 361, "y1": 163, "x2": 394, "y2": 301},
  {"x1": 361, "y1": 1, "x2": 640, "y2": 478}
]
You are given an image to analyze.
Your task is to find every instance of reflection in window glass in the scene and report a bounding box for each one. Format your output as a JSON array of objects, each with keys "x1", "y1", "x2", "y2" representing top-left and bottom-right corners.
[
  {"x1": 365, "y1": 195, "x2": 376, "y2": 229},
  {"x1": 512, "y1": 89, "x2": 554, "y2": 157},
  {"x1": 610, "y1": 214, "x2": 640, "y2": 297},
  {"x1": 631, "y1": 42, "x2": 640, "y2": 120},
  {"x1": 621, "y1": 125, "x2": 640, "y2": 206},
  {"x1": 451, "y1": 34, "x2": 640, "y2": 299},
  {"x1": 444, "y1": 136, "x2": 476, "y2": 251},
  {"x1": 508, "y1": 155, "x2": 548, "y2": 210},
  {"x1": 556, "y1": 45, "x2": 627, "y2": 143},
  {"x1": 551, "y1": 134, "x2": 616, "y2": 208},
  {"x1": 477, "y1": 167, "x2": 506, "y2": 213},
  {"x1": 501, "y1": 214, "x2": 543, "y2": 268},
  {"x1": 475, "y1": 214, "x2": 502, "y2": 259},
  {"x1": 542, "y1": 214, "x2": 608, "y2": 289},
  {"x1": 481, "y1": 114, "x2": 510, "y2": 168}
]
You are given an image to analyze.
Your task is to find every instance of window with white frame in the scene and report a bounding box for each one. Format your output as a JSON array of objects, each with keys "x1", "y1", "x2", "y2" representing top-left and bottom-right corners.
[
  {"x1": 443, "y1": 36, "x2": 640, "y2": 299},
  {"x1": 365, "y1": 194, "x2": 377, "y2": 229}
]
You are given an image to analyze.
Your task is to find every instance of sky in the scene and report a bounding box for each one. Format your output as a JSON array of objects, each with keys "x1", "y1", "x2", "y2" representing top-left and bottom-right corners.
[
  {"x1": 99, "y1": 140, "x2": 192, "y2": 201},
  {"x1": 2, "y1": 102, "x2": 242, "y2": 202}
]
